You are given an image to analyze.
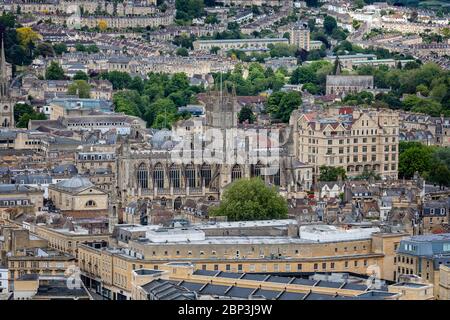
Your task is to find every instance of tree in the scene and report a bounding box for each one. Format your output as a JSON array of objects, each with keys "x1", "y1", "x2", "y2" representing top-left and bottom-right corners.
[
  {"x1": 302, "y1": 83, "x2": 319, "y2": 94},
  {"x1": 305, "y1": 0, "x2": 319, "y2": 7},
  {"x1": 323, "y1": 16, "x2": 338, "y2": 35},
  {"x1": 35, "y1": 42, "x2": 54, "y2": 58},
  {"x1": 129, "y1": 76, "x2": 144, "y2": 94},
  {"x1": 98, "y1": 20, "x2": 108, "y2": 31},
  {"x1": 101, "y1": 71, "x2": 132, "y2": 90},
  {"x1": 210, "y1": 46, "x2": 220, "y2": 54},
  {"x1": 73, "y1": 70, "x2": 89, "y2": 81},
  {"x1": 429, "y1": 163, "x2": 450, "y2": 189},
  {"x1": 67, "y1": 80, "x2": 91, "y2": 98},
  {"x1": 318, "y1": 166, "x2": 347, "y2": 181},
  {"x1": 14, "y1": 103, "x2": 34, "y2": 123},
  {"x1": 16, "y1": 27, "x2": 40, "y2": 47},
  {"x1": 268, "y1": 43, "x2": 297, "y2": 58},
  {"x1": 429, "y1": 83, "x2": 448, "y2": 103},
  {"x1": 113, "y1": 90, "x2": 144, "y2": 117},
  {"x1": 290, "y1": 66, "x2": 316, "y2": 84},
  {"x1": 176, "y1": 0, "x2": 205, "y2": 21},
  {"x1": 353, "y1": 0, "x2": 365, "y2": 9},
  {"x1": 205, "y1": 14, "x2": 218, "y2": 25},
  {"x1": 16, "y1": 112, "x2": 46, "y2": 128},
  {"x1": 45, "y1": 61, "x2": 65, "y2": 80},
  {"x1": 176, "y1": 47, "x2": 189, "y2": 56},
  {"x1": 266, "y1": 91, "x2": 302, "y2": 122},
  {"x1": 145, "y1": 98, "x2": 177, "y2": 128},
  {"x1": 53, "y1": 43, "x2": 67, "y2": 55},
  {"x1": 399, "y1": 145, "x2": 433, "y2": 179},
  {"x1": 209, "y1": 178, "x2": 288, "y2": 221},
  {"x1": 238, "y1": 105, "x2": 256, "y2": 124},
  {"x1": 86, "y1": 44, "x2": 99, "y2": 53}
]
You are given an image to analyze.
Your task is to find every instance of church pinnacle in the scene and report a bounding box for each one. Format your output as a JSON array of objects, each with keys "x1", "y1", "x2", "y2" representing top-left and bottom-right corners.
[{"x1": 0, "y1": 36, "x2": 6, "y2": 80}]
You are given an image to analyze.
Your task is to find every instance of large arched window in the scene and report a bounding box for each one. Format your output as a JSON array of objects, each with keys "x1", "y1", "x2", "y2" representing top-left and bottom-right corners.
[
  {"x1": 169, "y1": 164, "x2": 181, "y2": 189},
  {"x1": 174, "y1": 197, "x2": 182, "y2": 210},
  {"x1": 153, "y1": 163, "x2": 164, "y2": 189},
  {"x1": 231, "y1": 164, "x2": 242, "y2": 182},
  {"x1": 251, "y1": 162, "x2": 264, "y2": 177},
  {"x1": 85, "y1": 200, "x2": 97, "y2": 207},
  {"x1": 137, "y1": 163, "x2": 148, "y2": 189},
  {"x1": 200, "y1": 163, "x2": 211, "y2": 187},
  {"x1": 185, "y1": 164, "x2": 196, "y2": 188}
]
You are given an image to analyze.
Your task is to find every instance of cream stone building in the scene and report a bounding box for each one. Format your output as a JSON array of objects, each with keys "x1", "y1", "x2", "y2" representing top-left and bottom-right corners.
[
  {"x1": 130, "y1": 263, "x2": 405, "y2": 300},
  {"x1": 218, "y1": 0, "x2": 286, "y2": 6},
  {"x1": 326, "y1": 75, "x2": 374, "y2": 96},
  {"x1": 4, "y1": 0, "x2": 158, "y2": 16},
  {"x1": 439, "y1": 264, "x2": 450, "y2": 300},
  {"x1": 77, "y1": 226, "x2": 406, "y2": 299},
  {"x1": 290, "y1": 107, "x2": 399, "y2": 179},
  {"x1": 193, "y1": 38, "x2": 289, "y2": 52},
  {"x1": 288, "y1": 22, "x2": 310, "y2": 51},
  {"x1": 48, "y1": 176, "x2": 108, "y2": 212},
  {"x1": 0, "y1": 184, "x2": 44, "y2": 212},
  {"x1": 31, "y1": 223, "x2": 111, "y2": 258},
  {"x1": 72, "y1": 12, "x2": 174, "y2": 30}
]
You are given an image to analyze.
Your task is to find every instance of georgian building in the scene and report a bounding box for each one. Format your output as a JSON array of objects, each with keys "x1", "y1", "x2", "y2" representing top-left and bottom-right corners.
[{"x1": 48, "y1": 176, "x2": 108, "y2": 213}]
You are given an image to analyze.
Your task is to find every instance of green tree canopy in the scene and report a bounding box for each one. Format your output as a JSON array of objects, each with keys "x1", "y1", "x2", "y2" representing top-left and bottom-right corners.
[
  {"x1": 45, "y1": 61, "x2": 65, "y2": 80},
  {"x1": 53, "y1": 43, "x2": 67, "y2": 55},
  {"x1": 14, "y1": 103, "x2": 46, "y2": 128},
  {"x1": 323, "y1": 16, "x2": 338, "y2": 35},
  {"x1": 399, "y1": 144, "x2": 434, "y2": 179},
  {"x1": 35, "y1": 42, "x2": 54, "y2": 58},
  {"x1": 266, "y1": 91, "x2": 302, "y2": 122},
  {"x1": 209, "y1": 178, "x2": 288, "y2": 221},
  {"x1": 318, "y1": 166, "x2": 347, "y2": 181},
  {"x1": 238, "y1": 105, "x2": 256, "y2": 124},
  {"x1": 176, "y1": 47, "x2": 189, "y2": 56},
  {"x1": 67, "y1": 80, "x2": 91, "y2": 98},
  {"x1": 73, "y1": 70, "x2": 89, "y2": 81}
]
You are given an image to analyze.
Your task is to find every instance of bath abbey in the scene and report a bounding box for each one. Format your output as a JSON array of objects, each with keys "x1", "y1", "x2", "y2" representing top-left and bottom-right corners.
[{"x1": 116, "y1": 90, "x2": 314, "y2": 212}]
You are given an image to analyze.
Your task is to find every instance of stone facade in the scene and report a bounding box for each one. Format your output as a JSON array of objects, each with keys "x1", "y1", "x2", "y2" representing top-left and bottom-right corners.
[
  {"x1": 325, "y1": 75, "x2": 374, "y2": 96},
  {"x1": 290, "y1": 107, "x2": 399, "y2": 179},
  {"x1": 0, "y1": 39, "x2": 14, "y2": 128}
]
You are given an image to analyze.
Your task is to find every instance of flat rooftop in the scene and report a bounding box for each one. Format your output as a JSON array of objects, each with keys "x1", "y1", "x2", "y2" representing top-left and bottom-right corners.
[
  {"x1": 197, "y1": 219, "x2": 297, "y2": 229},
  {"x1": 195, "y1": 38, "x2": 288, "y2": 43},
  {"x1": 407, "y1": 233, "x2": 450, "y2": 242},
  {"x1": 134, "y1": 269, "x2": 164, "y2": 276}
]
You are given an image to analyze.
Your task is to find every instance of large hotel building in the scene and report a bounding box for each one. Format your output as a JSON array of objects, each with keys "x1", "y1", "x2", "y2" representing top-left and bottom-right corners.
[{"x1": 290, "y1": 108, "x2": 399, "y2": 178}]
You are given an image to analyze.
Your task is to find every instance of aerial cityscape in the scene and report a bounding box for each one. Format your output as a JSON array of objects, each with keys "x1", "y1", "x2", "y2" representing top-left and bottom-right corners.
[{"x1": 0, "y1": 0, "x2": 450, "y2": 303}]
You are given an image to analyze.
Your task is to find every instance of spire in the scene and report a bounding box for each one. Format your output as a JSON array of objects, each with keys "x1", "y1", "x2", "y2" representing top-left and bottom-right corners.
[
  {"x1": 333, "y1": 55, "x2": 342, "y2": 75},
  {"x1": 0, "y1": 36, "x2": 8, "y2": 99},
  {"x1": 0, "y1": 36, "x2": 6, "y2": 80}
]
